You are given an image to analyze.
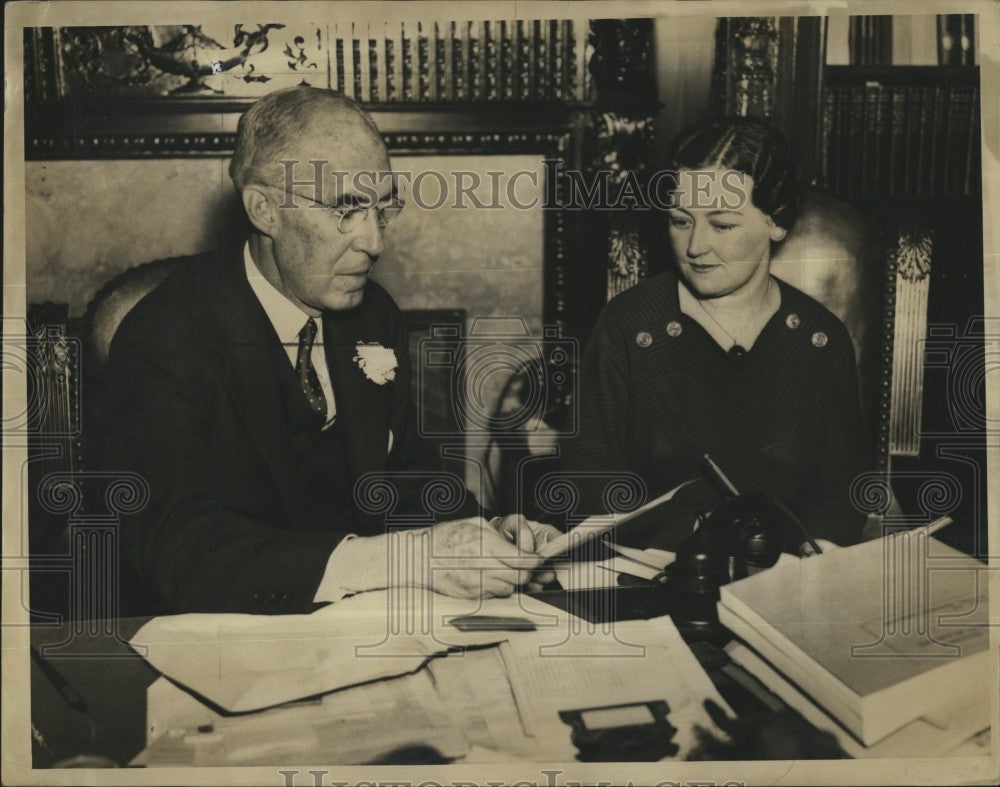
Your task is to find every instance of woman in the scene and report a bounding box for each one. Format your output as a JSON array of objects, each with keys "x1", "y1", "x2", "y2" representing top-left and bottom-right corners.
[{"x1": 564, "y1": 117, "x2": 867, "y2": 554}]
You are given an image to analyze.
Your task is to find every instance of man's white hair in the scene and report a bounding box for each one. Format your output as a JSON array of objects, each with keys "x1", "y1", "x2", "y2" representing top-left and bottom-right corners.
[{"x1": 229, "y1": 85, "x2": 381, "y2": 192}]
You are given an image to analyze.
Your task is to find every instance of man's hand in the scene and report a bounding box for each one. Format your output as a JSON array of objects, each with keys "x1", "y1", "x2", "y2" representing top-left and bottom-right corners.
[
  {"x1": 491, "y1": 515, "x2": 559, "y2": 592},
  {"x1": 491, "y1": 514, "x2": 561, "y2": 552},
  {"x1": 419, "y1": 516, "x2": 556, "y2": 599}
]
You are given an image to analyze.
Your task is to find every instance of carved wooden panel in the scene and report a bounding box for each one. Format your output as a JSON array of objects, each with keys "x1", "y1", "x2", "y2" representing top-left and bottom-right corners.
[{"x1": 24, "y1": 22, "x2": 589, "y2": 103}]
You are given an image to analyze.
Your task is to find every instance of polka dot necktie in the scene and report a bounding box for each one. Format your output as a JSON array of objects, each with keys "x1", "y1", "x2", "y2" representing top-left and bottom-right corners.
[{"x1": 295, "y1": 318, "x2": 327, "y2": 420}]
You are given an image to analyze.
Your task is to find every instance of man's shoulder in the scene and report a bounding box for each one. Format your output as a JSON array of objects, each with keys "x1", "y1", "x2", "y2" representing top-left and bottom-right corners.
[{"x1": 110, "y1": 250, "x2": 231, "y2": 351}]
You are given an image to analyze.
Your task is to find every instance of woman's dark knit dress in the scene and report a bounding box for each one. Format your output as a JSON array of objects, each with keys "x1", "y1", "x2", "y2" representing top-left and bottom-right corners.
[{"x1": 562, "y1": 272, "x2": 868, "y2": 552}]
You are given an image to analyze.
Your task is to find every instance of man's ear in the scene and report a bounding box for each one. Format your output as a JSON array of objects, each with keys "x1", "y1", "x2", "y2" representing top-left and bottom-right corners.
[{"x1": 242, "y1": 185, "x2": 277, "y2": 235}]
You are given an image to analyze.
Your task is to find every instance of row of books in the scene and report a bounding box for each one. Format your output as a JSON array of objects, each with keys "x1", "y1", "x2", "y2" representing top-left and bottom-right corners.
[
  {"x1": 331, "y1": 20, "x2": 584, "y2": 103},
  {"x1": 818, "y1": 81, "x2": 981, "y2": 199}
]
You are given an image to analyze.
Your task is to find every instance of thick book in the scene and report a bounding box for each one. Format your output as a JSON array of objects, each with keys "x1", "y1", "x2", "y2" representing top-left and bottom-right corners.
[
  {"x1": 819, "y1": 85, "x2": 835, "y2": 190},
  {"x1": 888, "y1": 86, "x2": 906, "y2": 196},
  {"x1": 725, "y1": 642, "x2": 990, "y2": 759},
  {"x1": 903, "y1": 84, "x2": 923, "y2": 195},
  {"x1": 848, "y1": 86, "x2": 865, "y2": 197},
  {"x1": 862, "y1": 82, "x2": 880, "y2": 197},
  {"x1": 717, "y1": 536, "x2": 991, "y2": 746},
  {"x1": 930, "y1": 84, "x2": 949, "y2": 194},
  {"x1": 917, "y1": 84, "x2": 937, "y2": 195},
  {"x1": 947, "y1": 85, "x2": 973, "y2": 196}
]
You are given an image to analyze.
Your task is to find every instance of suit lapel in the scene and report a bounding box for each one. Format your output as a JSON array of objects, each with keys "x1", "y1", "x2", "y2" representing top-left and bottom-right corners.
[
  {"x1": 323, "y1": 309, "x2": 391, "y2": 490},
  {"x1": 218, "y1": 243, "x2": 392, "y2": 527},
  {"x1": 219, "y1": 244, "x2": 298, "y2": 516}
]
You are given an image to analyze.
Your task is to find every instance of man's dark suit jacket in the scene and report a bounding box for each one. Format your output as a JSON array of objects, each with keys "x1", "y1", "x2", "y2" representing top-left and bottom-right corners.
[{"x1": 100, "y1": 243, "x2": 476, "y2": 615}]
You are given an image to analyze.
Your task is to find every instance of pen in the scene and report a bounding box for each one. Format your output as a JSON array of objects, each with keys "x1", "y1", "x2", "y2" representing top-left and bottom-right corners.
[
  {"x1": 701, "y1": 453, "x2": 740, "y2": 499},
  {"x1": 31, "y1": 647, "x2": 88, "y2": 714}
]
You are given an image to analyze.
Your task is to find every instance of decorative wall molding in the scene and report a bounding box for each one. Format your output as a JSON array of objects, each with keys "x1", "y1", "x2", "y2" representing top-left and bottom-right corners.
[
  {"x1": 23, "y1": 19, "x2": 659, "y2": 341},
  {"x1": 24, "y1": 22, "x2": 590, "y2": 104},
  {"x1": 888, "y1": 227, "x2": 933, "y2": 458}
]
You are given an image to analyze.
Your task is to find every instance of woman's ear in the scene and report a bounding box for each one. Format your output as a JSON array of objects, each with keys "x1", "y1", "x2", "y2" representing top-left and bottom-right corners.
[
  {"x1": 241, "y1": 185, "x2": 276, "y2": 235},
  {"x1": 765, "y1": 216, "x2": 787, "y2": 242}
]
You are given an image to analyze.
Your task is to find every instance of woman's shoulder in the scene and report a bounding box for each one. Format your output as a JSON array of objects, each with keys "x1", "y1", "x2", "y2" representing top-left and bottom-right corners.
[
  {"x1": 599, "y1": 272, "x2": 680, "y2": 327},
  {"x1": 773, "y1": 276, "x2": 855, "y2": 353}
]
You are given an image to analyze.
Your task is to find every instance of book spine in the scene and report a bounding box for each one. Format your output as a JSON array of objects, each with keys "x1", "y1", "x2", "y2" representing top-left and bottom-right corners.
[
  {"x1": 849, "y1": 85, "x2": 865, "y2": 198},
  {"x1": 877, "y1": 83, "x2": 893, "y2": 196},
  {"x1": 948, "y1": 85, "x2": 972, "y2": 195},
  {"x1": 820, "y1": 85, "x2": 835, "y2": 190},
  {"x1": 863, "y1": 82, "x2": 880, "y2": 197},
  {"x1": 836, "y1": 85, "x2": 851, "y2": 195},
  {"x1": 441, "y1": 21, "x2": 453, "y2": 101},
  {"x1": 917, "y1": 84, "x2": 936, "y2": 196},
  {"x1": 484, "y1": 20, "x2": 497, "y2": 101},
  {"x1": 889, "y1": 86, "x2": 906, "y2": 197},
  {"x1": 501, "y1": 20, "x2": 514, "y2": 100},
  {"x1": 456, "y1": 21, "x2": 468, "y2": 101},
  {"x1": 931, "y1": 84, "x2": 948, "y2": 194},
  {"x1": 903, "y1": 85, "x2": 922, "y2": 195},
  {"x1": 559, "y1": 19, "x2": 571, "y2": 100},
  {"x1": 540, "y1": 20, "x2": 552, "y2": 100},
  {"x1": 471, "y1": 21, "x2": 483, "y2": 100}
]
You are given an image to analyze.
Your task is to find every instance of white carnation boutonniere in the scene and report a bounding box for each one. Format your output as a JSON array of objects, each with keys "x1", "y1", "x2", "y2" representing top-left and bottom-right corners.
[{"x1": 353, "y1": 342, "x2": 398, "y2": 385}]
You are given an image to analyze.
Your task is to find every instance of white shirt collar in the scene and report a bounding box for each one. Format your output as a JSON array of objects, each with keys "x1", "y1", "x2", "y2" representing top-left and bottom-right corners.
[{"x1": 244, "y1": 242, "x2": 319, "y2": 345}]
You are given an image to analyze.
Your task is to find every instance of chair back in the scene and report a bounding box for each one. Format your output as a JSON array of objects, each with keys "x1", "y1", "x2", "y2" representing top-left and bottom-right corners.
[
  {"x1": 771, "y1": 187, "x2": 886, "y2": 448},
  {"x1": 85, "y1": 256, "x2": 193, "y2": 368}
]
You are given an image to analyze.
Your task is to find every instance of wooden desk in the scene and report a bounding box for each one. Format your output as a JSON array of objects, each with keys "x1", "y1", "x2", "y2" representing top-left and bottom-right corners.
[{"x1": 31, "y1": 619, "x2": 157, "y2": 767}]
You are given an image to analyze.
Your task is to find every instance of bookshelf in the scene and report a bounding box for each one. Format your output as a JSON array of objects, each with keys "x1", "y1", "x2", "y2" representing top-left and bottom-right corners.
[
  {"x1": 815, "y1": 59, "x2": 984, "y2": 555},
  {"x1": 714, "y1": 15, "x2": 986, "y2": 553},
  {"x1": 817, "y1": 65, "x2": 981, "y2": 202}
]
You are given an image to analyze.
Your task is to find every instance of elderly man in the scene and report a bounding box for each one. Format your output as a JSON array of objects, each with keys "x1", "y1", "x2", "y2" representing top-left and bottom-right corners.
[{"x1": 101, "y1": 86, "x2": 555, "y2": 615}]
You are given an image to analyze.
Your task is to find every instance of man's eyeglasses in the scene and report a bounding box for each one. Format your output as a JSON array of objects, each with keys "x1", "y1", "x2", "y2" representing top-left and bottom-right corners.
[{"x1": 269, "y1": 186, "x2": 405, "y2": 234}]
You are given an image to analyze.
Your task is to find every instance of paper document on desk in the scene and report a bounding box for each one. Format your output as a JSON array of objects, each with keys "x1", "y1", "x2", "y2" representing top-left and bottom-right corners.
[
  {"x1": 494, "y1": 610, "x2": 734, "y2": 760},
  {"x1": 134, "y1": 589, "x2": 732, "y2": 763},
  {"x1": 551, "y1": 547, "x2": 674, "y2": 588},
  {"x1": 130, "y1": 591, "x2": 528, "y2": 712},
  {"x1": 137, "y1": 668, "x2": 471, "y2": 766},
  {"x1": 537, "y1": 479, "x2": 696, "y2": 558}
]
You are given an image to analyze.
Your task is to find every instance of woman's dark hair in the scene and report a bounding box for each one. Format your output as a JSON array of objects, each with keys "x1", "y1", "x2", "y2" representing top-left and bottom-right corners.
[{"x1": 666, "y1": 117, "x2": 801, "y2": 231}]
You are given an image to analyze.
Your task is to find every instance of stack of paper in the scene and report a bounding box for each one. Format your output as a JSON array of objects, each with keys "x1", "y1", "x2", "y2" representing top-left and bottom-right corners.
[
  {"x1": 717, "y1": 535, "x2": 992, "y2": 746},
  {"x1": 724, "y1": 641, "x2": 991, "y2": 758}
]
